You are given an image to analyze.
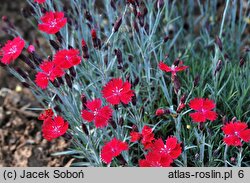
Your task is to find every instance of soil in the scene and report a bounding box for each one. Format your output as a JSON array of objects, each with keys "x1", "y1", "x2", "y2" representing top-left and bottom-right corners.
[{"x1": 0, "y1": 0, "x2": 70, "y2": 167}]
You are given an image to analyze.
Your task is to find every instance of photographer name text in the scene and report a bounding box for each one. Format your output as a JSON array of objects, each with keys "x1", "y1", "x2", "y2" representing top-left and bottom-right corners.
[{"x1": 2, "y1": 169, "x2": 85, "y2": 180}]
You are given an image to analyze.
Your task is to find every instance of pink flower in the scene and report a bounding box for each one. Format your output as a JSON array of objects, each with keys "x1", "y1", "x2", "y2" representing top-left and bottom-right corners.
[
  {"x1": 189, "y1": 98, "x2": 217, "y2": 123},
  {"x1": 53, "y1": 49, "x2": 81, "y2": 69},
  {"x1": 38, "y1": 12, "x2": 67, "y2": 34},
  {"x1": 159, "y1": 61, "x2": 188, "y2": 78},
  {"x1": 100, "y1": 138, "x2": 128, "y2": 164},
  {"x1": 35, "y1": 61, "x2": 64, "y2": 89},
  {"x1": 27, "y1": 45, "x2": 35, "y2": 53},
  {"x1": 81, "y1": 99, "x2": 113, "y2": 128},
  {"x1": 139, "y1": 151, "x2": 173, "y2": 167},
  {"x1": 42, "y1": 116, "x2": 69, "y2": 141},
  {"x1": 34, "y1": 0, "x2": 46, "y2": 3},
  {"x1": 0, "y1": 37, "x2": 25, "y2": 65},
  {"x1": 102, "y1": 78, "x2": 134, "y2": 105},
  {"x1": 222, "y1": 121, "x2": 250, "y2": 146}
]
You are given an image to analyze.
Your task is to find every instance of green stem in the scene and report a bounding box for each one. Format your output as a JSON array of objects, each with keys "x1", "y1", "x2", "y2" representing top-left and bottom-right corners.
[
  {"x1": 224, "y1": 145, "x2": 228, "y2": 167},
  {"x1": 219, "y1": 0, "x2": 230, "y2": 37}
]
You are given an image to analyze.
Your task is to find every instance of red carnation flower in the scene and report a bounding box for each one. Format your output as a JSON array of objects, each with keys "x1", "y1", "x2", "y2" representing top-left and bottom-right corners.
[
  {"x1": 34, "y1": 0, "x2": 46, "y2": 3},
  {"x1": 130, "y1": 125, "x2": 155, "y2": 148},
  {"x1": 222, "y1": 121, "x2": 250, "y2": 146},
  {"x1": 139, "y1": 136, "x2": 181, "y2": 167},
  {"x1": 139, "y1": 151, "x2": 173, "y2": 167},
  {"x1": 42, "y1": 116, "x2": 69, "y2": 141},
  {"x1": 189, "y1": 98, "x2": 217, "y2": 123},
  {"x1": 38, "y1": 109, "x2": 54, "y2": 120},
  {"x1": 91, "y1": 29, "x2": 97, "y2": 39},
  {"x1": 155, "y1": 108, "x2": 165, "y2": 116},
  {"x1": 159, "y1": 61, "x2": 188, "y2": 78},
  {"x1": 0, "y1": 37, "x2": 25, "y2": 65},
  {"x1": 81, "y1": 99, "x2": 113, "y2": 128},
  {"x1": 38, "y1": 12, "x2": 67, "y2": 34},
  {"x1": 35, "y1": 61, "x2": 64, "y2": 89},
  {"x1": 54, "y1": 49, "x2": 81, "y2": 69},
  {"x1": 153, "y1": 137, "x2": 182, "y2": 159},
  {"x1": 102, "y1": 78, "x2": 134, "y2": 105},
  {"x1": 100, "y1": 138, "x2": 128, "y2": 164},
  {"x1": 27, "y1": 45, "x2": 35, "y2": 53},
  {"x1": 130, "y1": 131, "x2": 141, "y2": 142}
]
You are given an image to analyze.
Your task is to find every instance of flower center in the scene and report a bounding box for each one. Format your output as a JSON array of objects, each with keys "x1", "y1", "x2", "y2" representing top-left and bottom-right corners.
[
  {"x1": 93, "y1": 109, "x2": 99, "y2": 116},
  {"x1": 201, "y1": 108, "x2": 207, "y2": 113},
  {"x1": 171, "y1": 65, "x2": 176, "y2": 71},
  {"x1": 160, "y1": 145, "x2": 171, "y2": 154},
  {"x1": 49, "y1": 20, "x2": 57, "y2": 27},
  {"x1": 8, "y1": 45, "x2": 17, "y2": 54},
  {"x1": 112, "y1": 87, "x2": 123, "y2": 96}
]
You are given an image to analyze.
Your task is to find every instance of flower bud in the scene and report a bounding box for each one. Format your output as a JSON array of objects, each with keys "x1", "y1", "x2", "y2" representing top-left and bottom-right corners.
[
  {"x1": 49, "y1": 39, "x2": 60, "y2": 50},
  {"x1": 81, "y1": 39, "x2": 89, "y2": 59},
  {"x1": 127, "y1": 0, "x2": 136, "y2": 5},
  {"x1": 57, "y1": 77, "x2": 64, "y2": 85},
  {"x1": 54, "y1": 105, "x2": 62, "y2": 113},
  {"x1": 133, "y1": 77, "x2": 139, "y2": 87},
  {"x1": 177, "y1": 103, "x2": 186, "y2": 113},
  {"x1": 65, "y1": 73, "x2": 72, "y2": 88},
  {"x1": 132, "y1": 125, "x2": 138, "y2": 132},
  {"x1": 1, "y1": 16, "x2": 8, "y2": 22},
  {"x1": 239, "y1": 57, "x2": 245, "y2": 67},
  {"x1": 31, "y1": 52, "x2": 43, "y2": 65},
  {"x1": 15, "y1": 68, "x2": 28, "y2": 79},
  {"x1": 231, "y1": 117, "x2": 237, "y2": 122},
  {"x1": 21, "y1": 82, "x2": 30, "y2": 88},
  {"x1": 214, "y1": 59, "x2": 223, "y2": 76},
  {"x1": 155, "y1": 108, "x2": 165, "y2": 116},
  {"x1": 230, "y1": 157, "x2": 236, "y2": 164},
  {"x1": 132, "y1": 93, "x2": 137, "y2": 106},
  {"x1": 27, "y1": 45, "x2": 35, "y2": 54},
  {"x1": 180, "y1": 94, "x2": 187, "y2": 103},
  {"x1": 55, "y1": 95, "x2": 63, "y2": 104},
  {"x1": 109, "y1": 119, "x2": 117, "y2": 129},
  {"x1": 128, "y1": 55, "x2": 133, "y2": 62},
  {"x1": 91, "y1": 29, "x2": 101, "y2": 49},
  {"x1": 110, "y1": 0, "x2": 116, "y2": 10},
  {"x1": 84, "y1": 10, "x2": 93, "y2": 22},
  {"x1": 173, "y1": 58, "x2": 180, "y2": 66},
  {"x1": 173, "y1": 76, "x2": 181, "y2": 94},
  {"x1": 82, "y1": 123, "x2": 89, "y2": 136},
  {"x1": 113, "y1": 17, "x2": 122, "y2": 33},
  {"x1": 155, "y1": 0, "x2": 164, "y2": 10},
  {"x1": 133, "y1": 20, "x2": 139, "y2": 32},
  {"x1": 35, "y1": 39, "x2": 40, "y2": 48},
  {"x1": 52, "y1": 79, "x2": 60, "y2": 88},
  {"x1": 164, "y1": 35, "x2": 169, "y2": 42},
  {"x1": 215, "y1": 36, "x2": 223, "y2": 51},
  {"x1": 117, "y1": 155, "x2": 127, "y2": 166},
  {"x1": 194, "y1": 75, "x2": 200, "y2": 87},
  {"x1": 114, "y1": 49, "x2": 123, "y2": 64},
  {"x1": 222, "y1": 116, "x2": 228, "y2": 124},
  {"x1": 19, "y1": 54, "x2": 35, "y2": 69},
  {"x1": 137, "y1": 12, "x2": 144, "y2": 27},
  {"x1": 41, "y1": 7, "x2": 47, "y2": 14},
  {"x1": 55, "y1": 32, "x2": 63, "y2": 44},
  {"x1": 81, "y1": 94, "x2": 87, "y2": 109},
  {"x1": 69, "y1": 67, "x2": 76, "y2": 78}
]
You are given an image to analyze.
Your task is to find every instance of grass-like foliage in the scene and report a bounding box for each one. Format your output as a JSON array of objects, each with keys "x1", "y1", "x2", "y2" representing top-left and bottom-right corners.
[{"x1": 0, "y1": 0, "x2": 250, "y2": 167}]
